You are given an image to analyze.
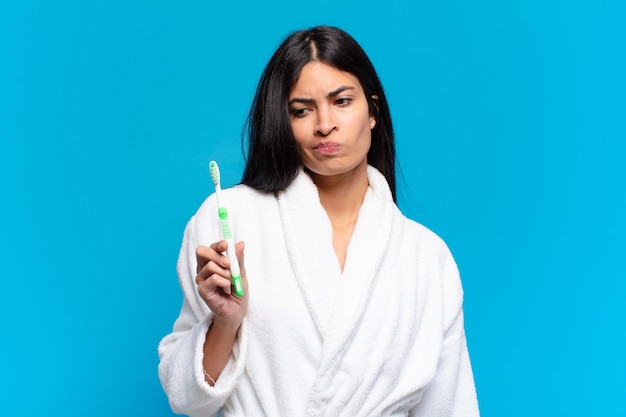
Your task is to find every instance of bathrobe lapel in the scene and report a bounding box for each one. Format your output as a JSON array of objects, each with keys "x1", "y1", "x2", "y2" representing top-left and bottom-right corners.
[
  {"x1": 278, "y1": 166, "x2": 395, "y2": 408},
  {"x1": 326, "y1": 165, "x2": 394, "y2": 344},
  {"x1": 277, "y1": 168, "x2": 343, "y2": 337}
]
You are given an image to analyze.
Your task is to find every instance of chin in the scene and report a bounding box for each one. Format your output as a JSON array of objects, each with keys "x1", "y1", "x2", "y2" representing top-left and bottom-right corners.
[{"x1": 303, "y1": 159, "x2": 367, "y2": 178}]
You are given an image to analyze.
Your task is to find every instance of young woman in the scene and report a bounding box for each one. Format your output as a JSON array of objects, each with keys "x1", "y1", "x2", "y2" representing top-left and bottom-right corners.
[{"x1": 158, "y1": 26, "x2": 479, "y2": 417}]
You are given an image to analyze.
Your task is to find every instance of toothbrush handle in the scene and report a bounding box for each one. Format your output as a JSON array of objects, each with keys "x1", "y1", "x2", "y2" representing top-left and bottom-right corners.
[
  {"x1": 218, "y1": 207, "x2": 243, "y2": 297},
  {"x1": 225, "y1": 238, "x2": 243, "y2": 297}
]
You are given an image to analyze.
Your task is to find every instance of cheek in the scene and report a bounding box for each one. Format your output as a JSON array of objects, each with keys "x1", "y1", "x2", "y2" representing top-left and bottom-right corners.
[
  {"x1": 362, "y1": 134, "x2": 372, "y2": 154},
  {"x1": 290, "y1": 123, "x2": 307, "y2": 147},
  {"x1": 358, "y1": 119, "x2": 373, "y2": 154},
  {"x1": 357, "y1": 114, "x2": 374, "y2": 142}
]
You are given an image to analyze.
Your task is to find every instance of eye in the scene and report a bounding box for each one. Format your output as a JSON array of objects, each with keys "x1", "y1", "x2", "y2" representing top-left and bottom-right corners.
[
  {"x1": 335, "y1": 97, "x2": 353, "y2": 106},
  {"x1": 290, "y1": 107, "x2": 310, "y2": 118}
]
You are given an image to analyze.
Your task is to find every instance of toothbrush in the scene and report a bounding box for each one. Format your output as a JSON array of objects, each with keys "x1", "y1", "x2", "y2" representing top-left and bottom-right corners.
[{"x1": 208, "y1": 161, "x2": 243, "y2": 297}]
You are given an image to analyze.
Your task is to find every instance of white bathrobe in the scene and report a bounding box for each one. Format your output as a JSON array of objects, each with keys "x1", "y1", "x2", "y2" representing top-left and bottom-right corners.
[{"x1": 158, "y1": 166, "x2": 479, "y2": 417}]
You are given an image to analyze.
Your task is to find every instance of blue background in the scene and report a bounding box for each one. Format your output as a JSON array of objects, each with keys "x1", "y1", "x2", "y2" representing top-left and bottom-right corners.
[{"x1": 1, "y1": 1, "x2": 624, "y2": 415}]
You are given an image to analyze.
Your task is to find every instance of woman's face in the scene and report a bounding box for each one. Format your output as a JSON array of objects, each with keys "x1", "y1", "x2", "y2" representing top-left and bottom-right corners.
[{"x1": 288, "y1": 61, "x2": 376, "y2": 179}]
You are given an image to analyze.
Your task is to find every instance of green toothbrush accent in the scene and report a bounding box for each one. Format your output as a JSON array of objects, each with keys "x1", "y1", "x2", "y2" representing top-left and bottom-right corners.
[
  {"x1": 218, "y1": 208, "x2": 232, "y2": 238},
  {"x1": 209, "y1": 161, "x2": 243, "y2": 297}
]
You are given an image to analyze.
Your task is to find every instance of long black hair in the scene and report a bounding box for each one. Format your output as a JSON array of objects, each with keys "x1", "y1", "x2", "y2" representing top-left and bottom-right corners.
[{"x1": 241, "y1": 26, "x2": 397, "y2": 202}]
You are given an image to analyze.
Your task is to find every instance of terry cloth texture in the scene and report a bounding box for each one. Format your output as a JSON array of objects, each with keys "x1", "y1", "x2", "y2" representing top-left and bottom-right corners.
[{"x1": 158, "y1": 166, "x2": 480, "y2": 417}]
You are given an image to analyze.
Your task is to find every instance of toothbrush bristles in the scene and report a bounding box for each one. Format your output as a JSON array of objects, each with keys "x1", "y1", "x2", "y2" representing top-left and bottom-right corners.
[{"x1": 209, "y1": 160, "x2": 220, "y2": 187}]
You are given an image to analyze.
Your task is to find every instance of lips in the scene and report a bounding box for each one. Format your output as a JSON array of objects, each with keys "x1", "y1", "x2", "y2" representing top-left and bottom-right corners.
[{"x1": 315, "y1": 142, "x2": 340, "y2": 155}]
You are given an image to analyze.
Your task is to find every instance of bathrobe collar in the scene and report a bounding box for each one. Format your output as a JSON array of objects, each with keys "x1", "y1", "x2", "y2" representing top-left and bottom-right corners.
[{"x1": 277, "y1": 165, "x2": 394, "y2": 339}]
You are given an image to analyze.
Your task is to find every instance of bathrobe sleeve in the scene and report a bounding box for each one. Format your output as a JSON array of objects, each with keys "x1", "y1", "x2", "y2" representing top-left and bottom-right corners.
[
  {"x1": 409, "y1": 248, "x2": 480, "y2": 417},
  {"x1": 158, "y1": 214, "x2": 249, "y2": 417}
]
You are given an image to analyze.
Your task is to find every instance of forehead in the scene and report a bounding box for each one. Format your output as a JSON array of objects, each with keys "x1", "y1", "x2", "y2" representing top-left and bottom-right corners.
[{"x1": 290, "y1": 61, "x2": 362, "y2": 95}]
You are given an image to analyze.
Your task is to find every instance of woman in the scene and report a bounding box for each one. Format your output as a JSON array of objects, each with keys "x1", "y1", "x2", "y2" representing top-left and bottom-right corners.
[{"x1": 158, "y1": 26, "x2": 479, "y2": 416}]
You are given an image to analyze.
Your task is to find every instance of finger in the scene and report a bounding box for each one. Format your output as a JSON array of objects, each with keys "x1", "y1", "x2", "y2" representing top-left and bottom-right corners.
[
  {"x1": 196, "y1": 258, "x2": 231, "y2": 285},
  {"x1": 198, "y1": 271, "x2": 233, "y2": 296},
  {"x1": 196, "y1": 242, "x2": 229, "y2": 273},
  {"x1": 235, "y1": 241, "x2": 245, "y2": 271},
  {"x1": 209, "y1": 240, "x2": 228, "y2": 255},
  {"x1": 234, "y1": 241, "x2": 249, "y2": 295},
  {"x1": 195, "y1": 245, "x2": 211, "y2": 273}
]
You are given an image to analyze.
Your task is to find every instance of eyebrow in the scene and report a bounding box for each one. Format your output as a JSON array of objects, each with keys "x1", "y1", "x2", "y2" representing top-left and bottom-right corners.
[{"x1": 288, "y1": 85, "x2": 356, "y2": 105}]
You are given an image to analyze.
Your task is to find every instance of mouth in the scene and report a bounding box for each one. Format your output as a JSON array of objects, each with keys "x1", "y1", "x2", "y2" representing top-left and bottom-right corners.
[{"x1": 314, "y1": 142, "x2": 340, "y2": 155}]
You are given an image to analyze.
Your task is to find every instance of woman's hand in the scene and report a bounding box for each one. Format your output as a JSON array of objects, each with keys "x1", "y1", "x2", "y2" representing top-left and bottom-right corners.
[{"x1": 196, "y1": 240, "x2": 248, "y2": 330}]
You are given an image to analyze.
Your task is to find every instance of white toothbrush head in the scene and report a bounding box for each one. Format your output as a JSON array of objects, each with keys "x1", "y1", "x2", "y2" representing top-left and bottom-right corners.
[{"x1": 209, "y1": 160, "x2": 220, "y2": 188}]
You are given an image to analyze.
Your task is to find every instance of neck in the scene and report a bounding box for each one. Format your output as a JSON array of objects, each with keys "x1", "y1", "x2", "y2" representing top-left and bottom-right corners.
[
  {"x1": 306, "y1": 161, "x2": 369, "y2": 271},
  {"x1": 307, "y1": 162, "x2": 369, "y2": 226}
]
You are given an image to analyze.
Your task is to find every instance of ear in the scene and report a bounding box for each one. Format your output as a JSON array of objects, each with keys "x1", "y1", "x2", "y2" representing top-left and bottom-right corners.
[{"x1": 369, "y1": 95, "x2": 379, "y2": 129}]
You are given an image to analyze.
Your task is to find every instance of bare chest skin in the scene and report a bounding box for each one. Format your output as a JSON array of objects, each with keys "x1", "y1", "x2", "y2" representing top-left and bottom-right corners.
[
  {"x1": 312, "y1": 165, "x2": 369, "y2": 272},
  {"x1": 332, "y1": 220, "x2": 357, "y2": 271}
]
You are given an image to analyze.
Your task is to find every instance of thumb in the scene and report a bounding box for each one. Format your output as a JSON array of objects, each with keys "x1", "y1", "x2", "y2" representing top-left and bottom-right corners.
[{"x1": 235, "y1": 241, "x2": 248, "y2": 293}]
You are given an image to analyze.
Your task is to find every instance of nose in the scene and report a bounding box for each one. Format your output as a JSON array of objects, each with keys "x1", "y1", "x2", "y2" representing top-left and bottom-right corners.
[{"x1": 315, "y1": 106, "x2": 336, "y2": 136}]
